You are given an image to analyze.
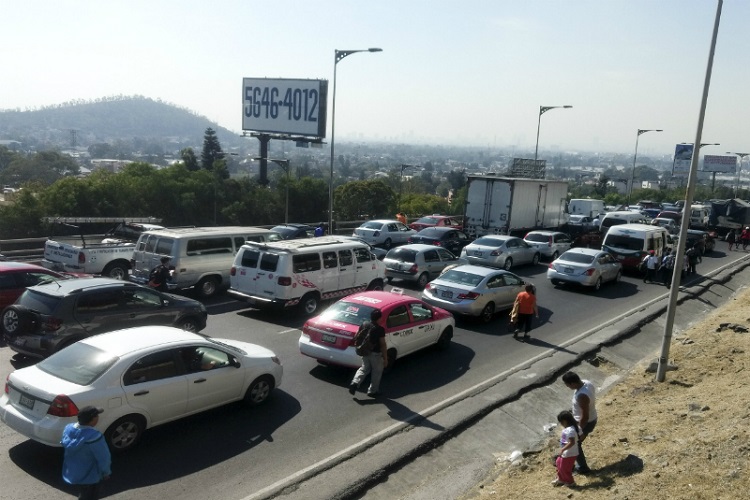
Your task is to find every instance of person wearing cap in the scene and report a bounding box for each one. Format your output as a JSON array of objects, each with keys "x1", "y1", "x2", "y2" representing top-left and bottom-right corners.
[
  {"x1": 148, "y1": 255, "x2": 172, "y2": 292},
  {"x1": 61, "y1": 406, "x2": 111, "y2": 499}
]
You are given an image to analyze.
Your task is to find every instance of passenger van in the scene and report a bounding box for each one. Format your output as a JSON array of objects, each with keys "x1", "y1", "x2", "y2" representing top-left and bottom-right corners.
[
  {"x1": 599, "y1": 211, "x2": 648, "y2": 233},
  {"x1": 130, "y1": 227, "x2": 282, "y2": 298},
  {"x1": 689, "y1": 204, "x2": 709, "y2": 227},
  {"x1": 228, "y1": 236, "x2": 386, "y2": 315},
  {"x1": 568, "y1": 199, "x2": 605, "y2": 218},
  {"x1": 601, "y1": 224, "x2": 668, "y2": 271}
]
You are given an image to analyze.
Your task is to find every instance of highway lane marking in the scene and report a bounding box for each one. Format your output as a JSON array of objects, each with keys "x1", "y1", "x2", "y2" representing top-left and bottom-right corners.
[{"x1": 277, "y1": 328, "x2": 301, "y2": 335}]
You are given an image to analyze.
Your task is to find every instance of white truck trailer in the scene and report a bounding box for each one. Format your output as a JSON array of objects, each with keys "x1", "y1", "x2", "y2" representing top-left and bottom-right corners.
[{"x1": 463, "y1": 176, "x2": 569, "y2": 238}]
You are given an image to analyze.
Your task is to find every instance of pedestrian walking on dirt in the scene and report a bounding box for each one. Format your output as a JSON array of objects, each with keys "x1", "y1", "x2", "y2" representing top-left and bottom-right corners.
[
  {"x1": 552, "y1": 410, "x2": 579, "y2": 488},
  {"x1": 512, "y1": 284, "x2": 538, "y2": 342},
  {"x1": 61, "y1": 406, "x2": 111, "y2": 500},
  {"x1": 349, "y1": 309, "x2": 388, "y2": 397},
  {"x1": 726, "y1": 230, "x2": 736, "y2": 252},
  {"x1": 562, "y1": 371, "x2": 597, "y2": 474}
]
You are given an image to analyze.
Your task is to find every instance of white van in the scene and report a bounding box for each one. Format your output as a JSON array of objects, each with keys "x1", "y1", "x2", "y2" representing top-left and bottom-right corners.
[
  {"x1": 601, "y1": 224, "x2": 669, "y2": 271},
  {"x1": 130, "y1": 226, "x2": 282, "y2": 298},
  {"x1": 569, "y1": 199, "x2": 605, "y2": 218},
  {"x1": 599, "y1": 211, "x2": 648, "y2": 233},
  {"x1": 228, "y1": 236, "x2": 386, "y2": 315},
  {"x1": 690, "y1": 204, "x2": 709, "y2": 227}
]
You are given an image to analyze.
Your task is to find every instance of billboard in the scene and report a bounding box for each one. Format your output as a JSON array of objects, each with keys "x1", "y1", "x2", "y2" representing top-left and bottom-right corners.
[
  {"x1": 672, "y1": 143, "x2": 694, "y2": 176},
  {"x1": 242, "y1": 78, "x2": 328, "y2": 138},
  {"x1": 510, "y1": 158, "x2": 545, "y2": 179},
  {"x1": 703, "y1": 155, "x2": 737, "y2": 173}
]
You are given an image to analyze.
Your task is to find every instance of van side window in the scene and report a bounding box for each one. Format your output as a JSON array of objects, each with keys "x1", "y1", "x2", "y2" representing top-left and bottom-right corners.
[
  {"x1": 144, "y1": 236, "x2": 157, "y2": 253},
  {"x1": 235, "y1": 236, "x2": 247, "y2": 248},
  {"x1": 260, "y1": 253, "x2": 279, "y2": 272},
  {"x1": 240, "y1": 249, "x2": 260, "y2": 268},
  {"x1": 353, "y1": 247, "x2": 372, "y2": 263},
  {"x1": 155, "y1": 238, "x2": 173, "y2": 256},
  {"x1": 339, "y1": 250, "x2": 353, "y2": 266},
  {"x1": 322, "y1": 251, "x2": 338, "y2": 269},
  {"x1": 186, "y1": 237, "x2": 233, "y2": 256},
  {"x1": 136, "y1": 235, "x2": 149, "y2": 251},
  {"x1": 293, "y1": 253, "x2": 321, "y2": 273}
]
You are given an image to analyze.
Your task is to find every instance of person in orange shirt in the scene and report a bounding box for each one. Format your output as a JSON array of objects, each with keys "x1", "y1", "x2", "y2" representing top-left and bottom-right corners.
[
  {"x1": 513, "y1": 284, "x2": 539, "y2": 341},
  {"x1": 396, "y1": 212, "x2": 407, "y2": 225}
]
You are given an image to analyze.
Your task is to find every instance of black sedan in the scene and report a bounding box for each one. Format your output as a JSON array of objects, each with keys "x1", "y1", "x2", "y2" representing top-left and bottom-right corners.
[
  {"x1": 408, "y1": 227, "x2": 472, "y2": 256},
  {"x1": 270, "y1": 223, "x2": 315, "y2": 239}
]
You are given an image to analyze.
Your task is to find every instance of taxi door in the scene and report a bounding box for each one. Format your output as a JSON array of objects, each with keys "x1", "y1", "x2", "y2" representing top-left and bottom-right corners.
[{"x1": 384, "y1": 301, "x2": 439, "y2": 357}]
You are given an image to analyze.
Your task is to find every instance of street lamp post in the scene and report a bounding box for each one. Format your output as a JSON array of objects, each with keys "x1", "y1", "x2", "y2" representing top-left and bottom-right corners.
[
  {"x1": 727, "y1": 152, "x2": 750, "y2": 197},
  {"x1": 329, "y1": 47, "x2": 383, "y2": 231},
  {"x1": 534, "y1": 105, "x2": 572, "y2": 163},
  {"x1": 627, "y1": 129, "x2": 662, "y2": 205}
]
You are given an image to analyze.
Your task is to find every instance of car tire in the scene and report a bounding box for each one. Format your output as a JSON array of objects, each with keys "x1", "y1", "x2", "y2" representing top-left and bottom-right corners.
[
  {"x1": 503, "y1": 258, "x2": 513, "y2": 271},
  {"x1": 102, "y1": 262, "x2": 129, "y2": 280},
  {"x1": 532, "y1": 253, "x2": 540, "y2": 265},
  {"x1": 2, "y1": 305, "x2": 35, "y2": 337},
  {"x1": 386, "y1": 277, "x2": 393, "y2": 284},
  {"x1": 367, "y1": 279, "x2": 385, "y2": 291},
  {"x1": 550, "y1": 251, "x2": 559, "y2": 261},
  {"x1": 299, "y1": 293, "x2": 320, "y2": 316},
  {"x1": 593, "y1": 277, "x2": 602, "y2": 291},
  {"x1": 436, "y1": 326, "x2": 453, "y2": 350},
  {"x1": 480, "y1": 302, "x2": 495, "y2": 323},
  {"x1": 614, "y1": 270, "x2": 622, "y2": 283},
  {"x1": 384, "y1": 348, "x2": 397, "y2": 373},
  {"x1": 383, "y1": 238, "x2": 392, "y2": 250},
  {"x1": 244, "y1": 375, "x2": 275, "y2": 406},
  {"x1": 417, "y1": 272, "x2": 429, "y2": 288},
  {"x1": 196, "y1": 276, "x2": 220, "y2": 299},
  {"x1": 176, "y1": 317, "x2": 200, "y2": 333},
  {"x1": 551, "y1": 279, "x2": 562, "y2": 287},
  {"x1": 105, "y1": 414, "x2": 145, "y2": 453}
]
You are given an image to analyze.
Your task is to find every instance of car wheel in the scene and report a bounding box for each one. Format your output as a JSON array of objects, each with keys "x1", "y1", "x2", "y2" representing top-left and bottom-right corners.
[
  {"x1": 614, "y1": 270, "x2": 622, "y2": 283},
  {"x1": 384, "y1": 348, "x2": 397, "y2": 373},
  {"x1": 244, "y1": 375, "x2": 275, "y2": 406},
  {"x1": 196, "y1": 276, "x2": 220, "y2": 299},
  {"x1": 386, "y1": 277, "x2": 393, "y2": 284},
  {"x1": 299, "y1": 293, "x2": 320, "y2": 316},
  {"x1": 417, "y1": 272, "x2": 429, "y2": 288},
  {"x1": 105, "y1": 415, "x2": 145, "y2": 453},
  {"x1": 436, "y1": 326, "x2": 453, "y2": 350},
  {"x1": 383, "y1": 238, "x2": 392, "y2": 250},
  {"x1": 176, "y1": 317, "x2": 200, "y2": 332},
  {"x1": 550, "y1": 251, "x2": 559, "y2": 261},
  {"x1": 480, "y1": 302, "x2": 495, "y2": 323},
  {"x1": 593, "y1": 277, "x2": 602, "y2": 291},
  {"x1": 551, "y1": 279, "x2": 562, "y2": 287},
  {"x1": 102, "y1": 262, "x2": 129, "y2": 280},
  {"x1": 2, "y1": 305, "x2": 34, "y2": 337},
  {"x1": 532, "y1": 253, "x2": 540, "y2": 265},
  {"x1": 503, "y1": 258, "x2": 513, "y2": 271},
  {"x1": 367, "y1": 279, "x2": 384, "y2": 291}
]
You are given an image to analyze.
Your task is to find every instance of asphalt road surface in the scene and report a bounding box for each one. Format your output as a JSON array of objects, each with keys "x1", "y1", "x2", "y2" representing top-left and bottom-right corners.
[{"x1": 0, "y1": 247, "x2": 741, "y2": 499}]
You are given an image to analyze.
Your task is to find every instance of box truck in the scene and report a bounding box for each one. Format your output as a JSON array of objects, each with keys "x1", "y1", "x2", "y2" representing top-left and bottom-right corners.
[
  {"x1": 568, "y1": 198, "x2": 605, "y2": 218},
  {"x1": 463, "y1": 176, "x2": 569, "y2": 238}
]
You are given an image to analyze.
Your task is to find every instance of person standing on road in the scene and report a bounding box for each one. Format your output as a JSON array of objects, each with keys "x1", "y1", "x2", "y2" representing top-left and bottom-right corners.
[
  {"x1": 148, "y1": 256, "x2": 171, "y2": 292},
  {"x1": 742, "y1": 227, "x2": 750, "y2": 251},
  {"x1": 642, "y1": 250, "x2": 659, "y2": 284},
  {"x1": 661, "y1": 248, "x2": 675, "y2": 289},
  {"x1": 686, "y1": 246, "x2": 700, "y2": 275},
  {"x1": 349, "y1": 309, "x2": 388, "y2": 397},
  {"x1": 513, "y1": 284, "x2": 538, "y2": 341},
  {"x1": 726, "y1": 230, "x2": 736, "y2": 252},
  {"x1": 562, "y1": 371, "x2": 597, "y2": 474},
  {"x1": 61, "y1": 406, "x2": 111, "y2": 500},
  {"x1": 552, "y1": 410, "x2": 579, "y2": 488}
]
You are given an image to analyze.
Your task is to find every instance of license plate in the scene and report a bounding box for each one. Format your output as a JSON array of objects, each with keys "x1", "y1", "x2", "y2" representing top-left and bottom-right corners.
[
  {"x1": 13, "y1": 338, "x2": 25, "y2": 347},
  {"x1": 321, "y1": 333, "x2": 336, "y2": 344},
  {"x1": 441, "y1": 290, "x2": 453, "y2": 299},
  {"x1": 472, "y1": 251, "x2": 482, "y2": 257},
  {"x1": 564, "y1": 267, "x2": 574, "y2": 274},
  {"x1": 19, "y1": 394, "x2": 35, "y2": 410}
]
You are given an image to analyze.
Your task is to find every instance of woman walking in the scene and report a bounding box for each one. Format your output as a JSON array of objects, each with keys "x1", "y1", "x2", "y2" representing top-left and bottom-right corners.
[{"x1": 512, "y1": 284, "x2": 538, "y2": 341}]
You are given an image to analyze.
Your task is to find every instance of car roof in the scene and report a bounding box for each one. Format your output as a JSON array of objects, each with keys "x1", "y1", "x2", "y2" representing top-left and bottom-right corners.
[
  {"x1": 28, "y1": 277, "x2": 137, "y2": 295},
  {"x1": 80, "y1": 326, "x2": 205, "y2": 356},
  {"x1": 0, "y1": 262, "x2": 52, "y2": 272},
  {"x1": 341, "y1": 290, "x2": 420, "y2": 308}
]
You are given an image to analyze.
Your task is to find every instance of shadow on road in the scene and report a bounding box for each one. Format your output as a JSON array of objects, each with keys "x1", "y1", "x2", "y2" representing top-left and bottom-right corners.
[{"x1": 353, "y1": 396, "x2": 445, "y2": 431}]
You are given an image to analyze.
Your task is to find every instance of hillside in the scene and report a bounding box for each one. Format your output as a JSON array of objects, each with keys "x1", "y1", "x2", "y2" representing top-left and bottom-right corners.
[{"x1": 0, "y1": 95, "x2": 240, "y2": 150}]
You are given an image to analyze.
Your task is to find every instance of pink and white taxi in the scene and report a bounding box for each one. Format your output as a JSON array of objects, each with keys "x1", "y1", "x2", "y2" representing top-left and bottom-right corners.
[{"x1": 298, "y1": 290, "x2": 454, "y2": 369}]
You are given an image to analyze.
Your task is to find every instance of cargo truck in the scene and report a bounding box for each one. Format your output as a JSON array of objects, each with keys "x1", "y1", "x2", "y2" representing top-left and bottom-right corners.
[{"x1": 463, "y1": 176, "x2": 569, "y2": 238}]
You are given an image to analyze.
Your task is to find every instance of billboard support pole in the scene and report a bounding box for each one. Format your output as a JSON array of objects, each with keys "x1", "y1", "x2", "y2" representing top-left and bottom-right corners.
[{"x1": 257, "y1": 134, "x2": 269, "y2": 185}]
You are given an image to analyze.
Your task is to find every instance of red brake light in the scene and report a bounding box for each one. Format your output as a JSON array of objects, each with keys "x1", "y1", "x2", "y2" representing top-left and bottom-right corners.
[
  {"x1": 4, "y1": 375, "x2": 9, "y2": 394},
  {"x1": 490, "y1": 250, "x2": 501, "y2": 256},
  {"x1": 585, "y1": 269, "x2": 596, "y2": 276},
  {"x1": 278, "y1": 276, "x2": 292, "y2": 286},
  {"x1": 47, "y1": 395, "x2": 79, "y2": 418},
  {"x1": 408, "y1": 264, "x2": 418, "y2": 274},
  {"x1": 42, "y1": 317, "x2": 63, "y2": 332},
  {"x1": 457, "y1": 291, "x2": 479, "y2": 300},
  {"x1": 433, "y1": 241, "x2": 442, "y2": 246},
  {"x1": 548, "y1": 263, "x2": 554, "y2": 269},
  {"x1": 230, "y1": 266, "x2": 236, "y2": 276},
  {"x1": 78, "y1": 252, "x2": 85, "y2": 265}
]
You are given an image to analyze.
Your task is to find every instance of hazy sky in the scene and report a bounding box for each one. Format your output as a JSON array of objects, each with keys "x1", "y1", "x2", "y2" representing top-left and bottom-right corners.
[{"x1": 2, "y1": 1, "x2": 747, "y2": 156}]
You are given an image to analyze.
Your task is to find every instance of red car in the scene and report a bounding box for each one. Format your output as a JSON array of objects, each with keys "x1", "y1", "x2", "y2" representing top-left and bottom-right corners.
[
  {"x1": 0, "y1": 262, "x2": 87, "y2": 310},
  {"x1": 298, "y1": 290, "x2": 455, "y2": 369},
  {"x1": 409, "y1": 215, "x2": 463, "y2": 232}
]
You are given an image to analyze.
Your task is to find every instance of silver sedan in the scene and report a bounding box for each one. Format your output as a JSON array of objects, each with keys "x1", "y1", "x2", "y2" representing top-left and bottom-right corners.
[
  {"x1": 460, "y1": 236, "x2": 540, "y2": 270},
  {"x1": 421, "y1": 265, "x2": 528, "y2": 323},
  {"x1": 352, "y1": 219, "x2": 416, "y2": 249},
  {"x1": 547, "y1": 248, "x2": 622, "y2": 291}
]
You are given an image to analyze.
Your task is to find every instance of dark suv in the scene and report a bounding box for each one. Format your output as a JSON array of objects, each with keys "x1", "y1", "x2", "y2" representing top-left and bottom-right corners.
[
  {"x1": 1, "y1": 278, "x2": 207, "y2": 358},
  {"x1": 270, "y1": 223, "x2": 315, "y2": 240}
]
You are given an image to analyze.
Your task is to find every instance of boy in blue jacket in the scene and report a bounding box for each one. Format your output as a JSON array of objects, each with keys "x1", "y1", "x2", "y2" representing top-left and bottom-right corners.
[{"x1": 61, "y1": 406, "x2": 111, "y2": 500}]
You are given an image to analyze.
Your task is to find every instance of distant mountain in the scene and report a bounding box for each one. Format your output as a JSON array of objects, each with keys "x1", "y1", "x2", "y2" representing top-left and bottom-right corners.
[{"x1": 0, "y1": 96, "x2": 240, "y2": 151}]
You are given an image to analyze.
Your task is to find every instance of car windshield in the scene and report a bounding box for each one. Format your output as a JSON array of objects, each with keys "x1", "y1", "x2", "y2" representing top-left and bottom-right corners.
[
  {"x1": 604, "y1": 235, "x2": 644, "y2": 251},
  {"x1": 272, "y1": 226, "x2": 300, "y2": 238},
  {"x1": 438, "y1": 270, "x2": 485, "y2": 287},
  {"x1": 362, "y1": 221, "x2": 383, "y2": 230},
  {"x1": 267, "y1": 233, "x2": 283, "y2": 242},
  {"x1": 386, "y1": 248, "x2": 418, "y2": 262},
  {"x1": 16, "y1": 289, "x2": 61, "y2": 315},
  {"x1": 559, "y1": 253, "x2": 596, "y2": 264},
  {"x1": 525, "y1": 233, "x2": 550, "y2": 243},
  {"x1": 473, "y1": 237, "x2": 505, "y2": 247},
  {"x1": 37, "y1": 343, "x2": 118, "y2": 386},
  {"x1": 319, "y1": 300, "x2": 376, "y2": 326},
  {"x1": 415, "y1": 217, "x2": 439, "y2": 225}
]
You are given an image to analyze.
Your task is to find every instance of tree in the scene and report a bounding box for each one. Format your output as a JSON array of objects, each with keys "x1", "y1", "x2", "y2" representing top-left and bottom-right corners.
[
  {"x1": 180, "y1": 147, "x2": 200, "y2": 171},
  {"x1": 200, "y1": 127, "x2": 224, "y2": 170},
  {"x1": 335, "y1": 180, "x2": 395, "y2": 220}
]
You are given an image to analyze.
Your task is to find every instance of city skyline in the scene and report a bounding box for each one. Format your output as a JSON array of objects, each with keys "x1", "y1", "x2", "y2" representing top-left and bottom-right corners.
[{"x1": 2, "y1": 1, "x2": 747, "y2": 156}]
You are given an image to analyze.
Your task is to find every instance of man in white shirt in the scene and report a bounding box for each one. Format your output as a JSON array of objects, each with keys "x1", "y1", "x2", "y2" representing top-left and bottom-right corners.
[{"x1": 562, "y1": 371, "x2": 598, "y2": 474}]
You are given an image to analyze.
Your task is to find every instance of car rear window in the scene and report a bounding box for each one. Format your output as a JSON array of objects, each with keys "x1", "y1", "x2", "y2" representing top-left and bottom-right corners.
[
  {"x1": 37, "y1": 343, "x2": 118, "y2": 385},
  {"x1": 361, "y1": 221, "x2": 383, "y2": 230},
  {"x1": 473, "y1": 237, "x2": 504, "y2": 247},
  {"x1": 559, "y1": 253, "x2": 596, "y2": 264},
  {"x1": 438, "y1": 270, "x2": 484, "y2": 287},
  {"x1": 525, "y1": 233, "x2": 550, "y2": 243},
  {"x1": 320, "y1": 300, "x2": 376, "y2": 326},
  {"x1": 415, "y1": 217, "x2": 439, "y2": 225},
  {"x1": 15, "y1": 289, "x2": 62, "y2": 315},
  {"x1": 386, "y1": 248, "x2": 418, "y2": 262},
  {"x1": 259, "y1": 252, "x2": 279, "y2": 272}
]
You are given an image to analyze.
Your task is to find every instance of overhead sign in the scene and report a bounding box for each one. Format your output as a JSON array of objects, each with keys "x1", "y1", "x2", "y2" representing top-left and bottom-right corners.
[
  {"x1": 242, "y1": 78, "x2": 328, "y2": 138},
  {"x1": 672, "y1": 143, "x2": 694, "y2": 176},
  {"x1": 703, "y1": 155, "x2": 737, "y2": 173}
]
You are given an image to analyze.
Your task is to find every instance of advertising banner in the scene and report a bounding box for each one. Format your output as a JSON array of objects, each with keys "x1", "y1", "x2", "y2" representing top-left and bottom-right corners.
[
  {"x1": 672, "y1": 144, "x2": 694, "y2": 177},
  {"x1": 242, "y1": 78, "x2": 328, "y2": 138},
  {"x1": 703, "y1": 155, "x2": 737, "y2": 173}
]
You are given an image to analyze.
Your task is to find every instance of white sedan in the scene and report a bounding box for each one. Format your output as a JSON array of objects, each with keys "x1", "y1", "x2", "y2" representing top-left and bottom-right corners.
[
  {"x1": 352, "y1": 219, "x2": 416, "y2": 249},
  {"x1": 0, "y1": 326, "x2": 282, "y2": 452}
]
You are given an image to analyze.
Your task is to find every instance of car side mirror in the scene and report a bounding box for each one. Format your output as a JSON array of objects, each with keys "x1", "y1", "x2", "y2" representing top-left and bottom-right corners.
[{"x1": 230, "y1": 356, "x2": 241, "y2": 368}]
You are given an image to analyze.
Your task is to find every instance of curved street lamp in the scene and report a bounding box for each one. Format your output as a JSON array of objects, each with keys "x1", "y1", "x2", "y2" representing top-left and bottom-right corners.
[
  {"x1": 328, "y1": 47, "x2": 383, "y2": 231},
  {"x1": 727, "y1": 152, "x2": 750, "y2": 197},
  {"x1": 627, "y1": 129, "x2": 662, "y2": 205},
  {"x1": 534, "y1": 105, "x2": 572, "y2": 163}
]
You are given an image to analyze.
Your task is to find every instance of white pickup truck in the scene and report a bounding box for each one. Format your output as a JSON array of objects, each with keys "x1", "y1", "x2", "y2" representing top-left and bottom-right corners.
[{"x1": 41, "y1": 222, "x2": 164, "y2": 279}]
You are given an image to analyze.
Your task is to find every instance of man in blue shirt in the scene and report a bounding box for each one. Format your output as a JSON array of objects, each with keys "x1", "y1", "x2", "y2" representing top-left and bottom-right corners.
[{"x1": 61, "y1": 406, "x2": 111, "y2": 500}]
